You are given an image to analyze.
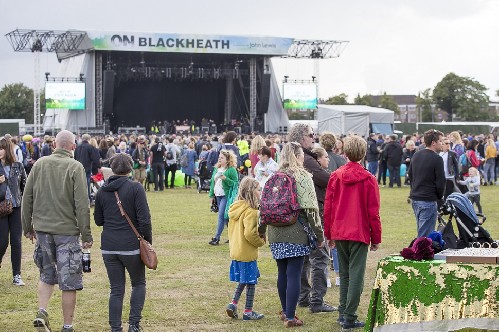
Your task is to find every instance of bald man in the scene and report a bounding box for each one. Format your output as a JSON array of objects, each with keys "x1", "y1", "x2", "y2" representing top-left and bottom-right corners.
[{"x1": 22, "y1": 130, "x2": 93, "y2": 332}]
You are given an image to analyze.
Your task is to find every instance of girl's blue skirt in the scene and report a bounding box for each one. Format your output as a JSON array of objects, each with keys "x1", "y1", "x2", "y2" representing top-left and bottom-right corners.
[{"x1": 229, "y1": 260, "x2": 260, "y2": 284}]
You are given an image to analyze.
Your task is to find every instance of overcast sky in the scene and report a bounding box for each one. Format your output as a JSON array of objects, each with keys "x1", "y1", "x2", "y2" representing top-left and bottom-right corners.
[{"x1": 1, "y1": 0, "x2": 498, "y2": 101}]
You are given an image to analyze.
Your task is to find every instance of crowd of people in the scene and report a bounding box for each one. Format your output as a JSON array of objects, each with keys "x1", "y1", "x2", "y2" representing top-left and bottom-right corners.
[{"x1": 0, "y1": 124, "x2": 496, "y2": 331}]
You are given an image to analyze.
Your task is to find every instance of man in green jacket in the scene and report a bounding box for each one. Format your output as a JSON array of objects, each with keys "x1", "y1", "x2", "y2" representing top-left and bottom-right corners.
[{"x1": 22, "y1": 130, "x2": 93, "y2": 332}]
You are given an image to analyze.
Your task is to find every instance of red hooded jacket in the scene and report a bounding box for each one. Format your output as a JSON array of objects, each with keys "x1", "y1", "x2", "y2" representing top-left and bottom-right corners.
[{"x1": 323, "y1": 162, "x2": 382, "y2": 245}]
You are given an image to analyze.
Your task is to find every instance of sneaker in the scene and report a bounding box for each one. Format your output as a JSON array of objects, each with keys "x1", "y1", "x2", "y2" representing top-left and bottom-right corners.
[
  {"x1": 337, "y1": 314, "x2": 345, "y2": 326},
  {"x1": 208, "y1": 238, "x2": 219, "y2": 246},
  {"x1": 226, "y1": 303, "x2": 238, "y2": 319},
  {"x1": 13, "y1": 274, "x2": 25, "y2": 286},
  {"x1": 284, "y1": 317, "x2": 304, "y2": 328},
  {"x1": 128, "y1": 323, "x2": 143, "y2": 332},
  {"x1": 33, "y1": 309, "x2": 51, "y2": 332},
  {"x1": 278, "y1": 311, "x2": 286, "y2": 321},
  {"x1": 309, "y1": 303, "x2": 338, "y2": 313},
  {"x1": 61, "y1": 327, "x2": 74, "y2": 332},
  {"x1": 326, "y1": 278, "x2": 332, "y2": 288},
  {"x1": 335, "y1": 277, "x2": 341, "y2": 286},
  {"x1": 243, "y1": 310, "x2": 264, "y2": 320},
  {"x1": 341, "y1": 320, "x2": 365, "y2": 330}
]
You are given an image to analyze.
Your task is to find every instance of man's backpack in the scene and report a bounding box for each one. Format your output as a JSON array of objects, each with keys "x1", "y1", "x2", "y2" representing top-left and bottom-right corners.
[
  {"x1": 180, "y1": 153, "x2": 188, "y2": 168},
  {"x1": 459, "y1": 152, "x2": 471, "y2": 175},
  {"x1": 260, "y1": 172, "x2": 300, "y2": 226}
]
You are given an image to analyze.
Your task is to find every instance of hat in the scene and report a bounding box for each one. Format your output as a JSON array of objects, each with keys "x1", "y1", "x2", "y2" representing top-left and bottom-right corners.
[
  {"x1": 109, "y1": 153, "x2": 133, "y2": 175},
  {"x1": 22, "y1": 134, "x2": 33, "y2": 142}
]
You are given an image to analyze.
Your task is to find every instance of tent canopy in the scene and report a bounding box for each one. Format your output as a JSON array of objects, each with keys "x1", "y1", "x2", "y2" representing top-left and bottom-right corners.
[{"x1": 317, "y1": 105, "x2": 394, "y2": 137}]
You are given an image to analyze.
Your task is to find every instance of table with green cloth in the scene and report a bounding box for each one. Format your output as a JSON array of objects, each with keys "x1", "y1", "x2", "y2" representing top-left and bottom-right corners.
[{"x1": 366, "y1": 256, "x2": 499, "y2": 332}]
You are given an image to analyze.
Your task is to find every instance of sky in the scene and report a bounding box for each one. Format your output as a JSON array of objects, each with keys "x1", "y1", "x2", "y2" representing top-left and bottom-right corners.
[{"x1": 1, "y1": 0, "x2": 498, "y2": 102}]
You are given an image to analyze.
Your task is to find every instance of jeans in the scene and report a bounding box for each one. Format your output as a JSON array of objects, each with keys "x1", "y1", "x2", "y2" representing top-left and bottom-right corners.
[
  {"x1": 387, "y1": 164, "x2": 401, "y2": 187},
  {"x1": 367, "y1": 161, "x2": 378, "y2": 176},
  {"x1": 276, "y1": 256, "x2": 305, "y2": 320},
  {"x1": 151, "y1": 162, "x2": 165, "y2": 191},
  {"x1": 164, "y1": 163, "x2": 177, "y2": 188},
  {"x1": 412, "y1": 200, "x2": 438, "y2": 237},
  {"x1": 483, "y1": 159, "x2": 495, "y2": 184},
  {"x1": 331, "y1": 248, "x2": 339, "y2": 273},
  {"x1": 214, "y1": 196, "x2": 228, "y2": 240},
  {"x1": 299, "y1": 246, "x2": 329, "y2": 307},
  {"x1": 0, "y1": 207, "x2": 22, "y2": 276},
  {"x1": 377, "y1": 161, "x2": 387, "y2": 185},
  {"x1": 336, "y1": 240, "x2": 368, "y2": 322},
  {"x1": 102, "y1": 254, "x2": 146, "y2": 330},
  {"x1": 467, "y1": 194, "x2": 482, "y2": 214}
]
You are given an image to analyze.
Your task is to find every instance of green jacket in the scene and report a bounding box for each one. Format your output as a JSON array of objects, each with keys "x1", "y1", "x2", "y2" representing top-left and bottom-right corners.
[
  {"x1": 21, "y1": 148, "x2": 92, "y2": 243},
  {"x1": 209, "y1": 166, "x2": 238, "y2": 198}
]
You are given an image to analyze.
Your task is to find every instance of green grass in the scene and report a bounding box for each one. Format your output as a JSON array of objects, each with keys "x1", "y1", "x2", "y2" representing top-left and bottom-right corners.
[{"x1": 1, "y1": 183, "x2": 498, "y2": 331}]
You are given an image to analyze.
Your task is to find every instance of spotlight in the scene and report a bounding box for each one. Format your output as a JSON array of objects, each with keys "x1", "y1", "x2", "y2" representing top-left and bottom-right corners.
[
  {"x1": 45, "y1": 72, "x2": 50, "y2": 81},
  {"x1": 284, "y1": 75, "x2": 289, "y2": 83},
  {"x1": 312, "y1": 76, "x2": 316, "y2": 82},
  {"x1": 79, "y1": 73, "x2": 84, "y2": 81}
]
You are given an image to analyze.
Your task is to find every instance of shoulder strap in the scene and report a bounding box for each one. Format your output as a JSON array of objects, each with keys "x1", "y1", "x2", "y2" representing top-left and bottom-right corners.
[{"x1": 114, "y1": 191, "x2": 142, "y2": 240}]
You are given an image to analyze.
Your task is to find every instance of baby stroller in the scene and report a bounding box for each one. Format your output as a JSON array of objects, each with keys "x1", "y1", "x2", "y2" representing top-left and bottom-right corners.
[
  {"x1": 196, "y1": 159, "x2": 212, "y2": 193},
  {"x1": 437, "y1": 193, "x2": 494, "y2": 249}
]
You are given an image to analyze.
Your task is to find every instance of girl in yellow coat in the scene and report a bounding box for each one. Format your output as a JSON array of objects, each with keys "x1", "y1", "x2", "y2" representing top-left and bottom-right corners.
[{"x1": 225, "y1": 177, "x2": 266, "y2": 321}]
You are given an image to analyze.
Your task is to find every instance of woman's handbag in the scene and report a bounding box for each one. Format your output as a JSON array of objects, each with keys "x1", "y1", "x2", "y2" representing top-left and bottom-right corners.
[
  {"x1": 210, "y1": 197, "x2": 218, "y2": 213},
  {"x1": 298, "y1": 217, "x2": 318, "y2": 250},
  {"x1": 114, "y1": 192, "x2": 158, "y2": 270},
  {"x1": 0, "y1": 178, "x2": 13, "y2": 218},
  {"x1": 0, "y1": 198, "x2": 13, "y2": 218}
]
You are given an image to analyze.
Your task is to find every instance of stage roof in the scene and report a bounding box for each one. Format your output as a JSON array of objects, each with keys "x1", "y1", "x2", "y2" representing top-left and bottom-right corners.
[{"x1": 5, "y1": 29, "x2": 349, "y2": 61}]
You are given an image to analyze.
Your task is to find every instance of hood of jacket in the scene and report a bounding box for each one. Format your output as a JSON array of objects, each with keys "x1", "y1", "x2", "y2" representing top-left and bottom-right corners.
[
  {"x1": 335, "y1": 161, "x2": 371, "y2": 184},
  {"x1": 228, "y1": 199, "x2": 252, "y2": 221},
  {"x1": 100, "y1": 175, "x2": 129, "y2": 192}
]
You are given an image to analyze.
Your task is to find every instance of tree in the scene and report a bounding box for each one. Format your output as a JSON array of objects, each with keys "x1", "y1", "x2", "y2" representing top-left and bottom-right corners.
[
  {"x1": 325, "y1": 93, "x2": 349, "y2": 105},
  {"x1": 416, "y1": 88, "x2": 433, "y2": 122},
  {"x1": 433, "y1": 72, "x2": 490, "y2": 121},
  {"x1": 353, "y1": 93, "x2": 373, "y2": 106},
  {"x1": 0, "y1": 83, "x2": 34, "y2": 123},
  {"x1": 379, "y1": 92, "x2": 400, "y2": 114}
]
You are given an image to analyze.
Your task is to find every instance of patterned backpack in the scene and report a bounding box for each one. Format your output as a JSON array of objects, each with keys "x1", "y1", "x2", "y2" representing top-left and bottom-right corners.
[{"x1": 260, "y1": 172, "x2": 300, "y2": 226}]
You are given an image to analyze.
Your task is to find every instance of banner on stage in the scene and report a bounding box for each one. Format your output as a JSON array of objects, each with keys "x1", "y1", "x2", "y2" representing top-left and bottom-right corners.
[{"x1": 87, "y1": 31, "x2": 293, "y2": 56}]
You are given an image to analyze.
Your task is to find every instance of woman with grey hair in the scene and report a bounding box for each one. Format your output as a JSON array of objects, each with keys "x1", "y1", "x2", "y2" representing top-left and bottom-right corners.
[{"x1": 94, "y1": 153, "x2": 152, "y2": 332}]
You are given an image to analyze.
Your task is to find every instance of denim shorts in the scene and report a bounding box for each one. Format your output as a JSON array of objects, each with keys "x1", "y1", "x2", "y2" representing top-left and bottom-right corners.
[{"x1": 33, "y1": 232, "x2": 83, "y2": 291}]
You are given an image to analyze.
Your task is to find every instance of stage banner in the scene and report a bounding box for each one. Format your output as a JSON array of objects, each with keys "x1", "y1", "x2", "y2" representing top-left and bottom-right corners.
[{"x1": 86, "y1": 31, "x2": 293, "y2": 56}]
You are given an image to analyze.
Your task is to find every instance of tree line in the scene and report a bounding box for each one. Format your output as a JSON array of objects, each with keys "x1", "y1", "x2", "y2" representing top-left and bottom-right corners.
[{"x1": 323, "y1": 72, "x2": 497, "y2": 122}]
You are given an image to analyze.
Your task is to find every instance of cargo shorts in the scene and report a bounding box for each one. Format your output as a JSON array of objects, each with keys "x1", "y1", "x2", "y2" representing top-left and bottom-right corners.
[{"x1": 33, "y1": 232, "x2": 83, "y2": 291}]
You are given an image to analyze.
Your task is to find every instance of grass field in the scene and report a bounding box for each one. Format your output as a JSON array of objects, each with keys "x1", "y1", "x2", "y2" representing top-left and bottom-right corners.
[{"x1": 1, "y1": 183, "x2": 498, "y2": 332}]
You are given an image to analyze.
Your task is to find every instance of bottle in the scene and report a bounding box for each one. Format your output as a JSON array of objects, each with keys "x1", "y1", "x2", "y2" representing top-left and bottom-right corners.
[{"x1": 82, "y1": 249, "x2": 91, "y2": 273}]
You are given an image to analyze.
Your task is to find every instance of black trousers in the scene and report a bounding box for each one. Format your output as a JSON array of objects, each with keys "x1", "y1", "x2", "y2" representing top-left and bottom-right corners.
[
  {"x1": 164, "y1": 163, "x2": 177, "y2": 188},
  {"x1": 0, "y1": 207, "x2": 22, "y2": 276}
]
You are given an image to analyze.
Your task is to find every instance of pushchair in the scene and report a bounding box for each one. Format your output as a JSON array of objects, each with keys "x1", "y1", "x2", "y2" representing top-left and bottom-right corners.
[
  {"x1": 437, "y1": 193, "x2": 495, "y2": 249},
  {"x1": 196, "y1": 159, "x2": 212, "y2": 193},
  {"x1": 90, "y1": 173, "x2": 105, "y2": 201}
]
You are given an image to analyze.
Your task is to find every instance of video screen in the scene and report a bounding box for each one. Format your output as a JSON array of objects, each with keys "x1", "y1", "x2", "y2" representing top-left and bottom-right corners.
[
  {"x1": 283, "y1": 83, "x2": 317, "y2": 109},
  {"x1": 45, "y1": 82, "x2": 86, "y2": 110}
]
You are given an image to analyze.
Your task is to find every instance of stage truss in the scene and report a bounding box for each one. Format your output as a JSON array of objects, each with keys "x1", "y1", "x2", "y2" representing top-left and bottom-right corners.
[
  {"x1": 284, "y1": 40, "x2": 349, "y2": 59},
  {"x1": 4, "y1": 29, "x2": 89, "y2": 134}
]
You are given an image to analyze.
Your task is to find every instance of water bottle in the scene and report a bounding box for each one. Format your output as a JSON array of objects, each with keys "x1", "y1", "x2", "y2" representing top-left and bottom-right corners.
[{"x1": 82, "y1": 249, "x2": 91, "y2": 273}]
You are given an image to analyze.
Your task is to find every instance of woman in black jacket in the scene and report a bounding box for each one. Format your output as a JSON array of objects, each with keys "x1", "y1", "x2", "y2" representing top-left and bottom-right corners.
[
  {"x1": 0, "y1": 136, "x2": 27, "y2": 286},
  {"x1": 94, "y1": 153, "x2": 152, "y2": 332}
]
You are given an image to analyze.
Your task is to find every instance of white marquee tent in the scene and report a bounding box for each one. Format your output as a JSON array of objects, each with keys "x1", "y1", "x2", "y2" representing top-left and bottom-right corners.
[{"x1": 317, "y1": 105, "x2": 394, "y2": 136}]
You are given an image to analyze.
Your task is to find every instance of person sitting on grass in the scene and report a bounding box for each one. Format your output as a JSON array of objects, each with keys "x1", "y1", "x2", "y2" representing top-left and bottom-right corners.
[
  {"x1": 324, "y1": 135, "x2": 382, "y2": 330},
  {"x1": 225, "y1": 177, "x2": 266, "y2": 321}
]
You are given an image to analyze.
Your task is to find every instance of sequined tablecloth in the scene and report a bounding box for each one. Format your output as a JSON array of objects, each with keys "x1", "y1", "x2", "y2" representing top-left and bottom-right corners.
[{"x1": 365, "y1": 256, "x2": 499, "y2": 332}]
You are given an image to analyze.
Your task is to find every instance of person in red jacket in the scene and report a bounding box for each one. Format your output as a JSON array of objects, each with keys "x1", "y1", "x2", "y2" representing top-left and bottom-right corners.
[{"x1": 323, "y1": 135, "x2": 382, "y2": 330}]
